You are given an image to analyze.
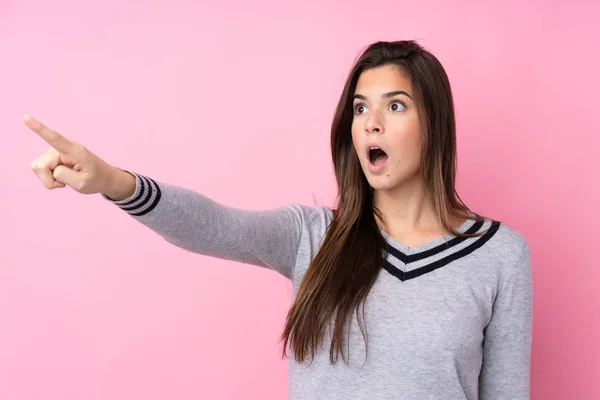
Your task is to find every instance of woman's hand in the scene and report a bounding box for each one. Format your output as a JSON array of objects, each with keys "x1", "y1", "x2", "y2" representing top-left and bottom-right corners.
[{"x1": 25, "y1": 114, "x2": 135, "y2": 200}]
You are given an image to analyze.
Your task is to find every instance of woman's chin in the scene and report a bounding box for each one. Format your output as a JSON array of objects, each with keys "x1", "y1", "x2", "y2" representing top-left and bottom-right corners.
[
  {"x1": 366, "y1": 173, "x2": 418, "y2": 192},
  {"x1": 366, "y1": 179, "x2": 394, "y2": 191}
]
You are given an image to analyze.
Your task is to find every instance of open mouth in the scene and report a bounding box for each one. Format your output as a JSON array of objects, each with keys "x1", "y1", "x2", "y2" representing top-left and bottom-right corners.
[{"x1": 369, "y1": 147, "x2": 388, "y2": 164}]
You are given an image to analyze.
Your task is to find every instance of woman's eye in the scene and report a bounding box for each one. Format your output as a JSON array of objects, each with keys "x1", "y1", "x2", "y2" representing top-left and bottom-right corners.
[
  {"x1": 354, "y1": 104, "x2": 368, "y2": 114},
  {"x1": 390, "y1": 102, "x2": 406, "y2": 112}
]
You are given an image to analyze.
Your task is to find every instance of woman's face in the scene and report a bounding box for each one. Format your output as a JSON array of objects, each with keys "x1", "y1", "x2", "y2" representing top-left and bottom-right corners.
[{"x1": 351, "y1": 64, "x2": 422, "y2": 192}]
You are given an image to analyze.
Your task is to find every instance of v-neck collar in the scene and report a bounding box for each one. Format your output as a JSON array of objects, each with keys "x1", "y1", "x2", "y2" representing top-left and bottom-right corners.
[
  {"x1": 379, "y1": 217, "x2": 476, "y2": 256},
  {"x1": 379, "y1": 216, "x2": 501, "y2": 282}
]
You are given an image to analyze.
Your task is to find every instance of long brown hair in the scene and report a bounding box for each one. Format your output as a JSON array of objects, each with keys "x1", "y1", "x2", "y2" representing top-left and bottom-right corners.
[{"x1": 281, "y1": 40, "x2": 487, "y2": 365}]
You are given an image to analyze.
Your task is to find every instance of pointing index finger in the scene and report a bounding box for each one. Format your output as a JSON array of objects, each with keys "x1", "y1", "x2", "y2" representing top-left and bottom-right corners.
[{"x1": 24, "y1": 114, "x2": 73, "y2": 154}]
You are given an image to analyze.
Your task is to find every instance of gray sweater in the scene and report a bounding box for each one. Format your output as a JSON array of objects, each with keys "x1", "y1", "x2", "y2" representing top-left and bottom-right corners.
[{"x1": 103, "y1": 172, "x2": 533, "y2": 400}]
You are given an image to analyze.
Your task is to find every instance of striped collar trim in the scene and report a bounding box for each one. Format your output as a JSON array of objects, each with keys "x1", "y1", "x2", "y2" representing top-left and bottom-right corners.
[{"x1": 381, "y1": 219, "x2": 501, "y2": 282}]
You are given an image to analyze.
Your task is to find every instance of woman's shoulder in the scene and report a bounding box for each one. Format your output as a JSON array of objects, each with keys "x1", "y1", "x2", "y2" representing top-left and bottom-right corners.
[
  {"x1": 490, "y1": 217, "x2": 528, "y2": 250},
  {"x1": 295, "y1": 203, "x2": 335, "y2": 230},
  {"x1": 482, "y1": 216, "x2": 531, "y2": 278}
]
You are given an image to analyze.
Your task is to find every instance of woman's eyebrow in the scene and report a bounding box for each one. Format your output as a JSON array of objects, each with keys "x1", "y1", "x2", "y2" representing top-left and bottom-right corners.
[{"x1": 353, "y1": 90, "x2": 413, "y2": 100}]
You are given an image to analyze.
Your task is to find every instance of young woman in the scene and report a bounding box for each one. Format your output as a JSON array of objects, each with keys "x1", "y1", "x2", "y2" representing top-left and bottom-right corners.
[{"x1": 26, "y1": 40, "x2": 533, "y2": 399}]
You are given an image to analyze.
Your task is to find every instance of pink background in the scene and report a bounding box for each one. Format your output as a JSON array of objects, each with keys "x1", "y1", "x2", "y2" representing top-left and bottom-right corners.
[{"x1": 1, "y1": 0, "x2": 599, "y2": 399}]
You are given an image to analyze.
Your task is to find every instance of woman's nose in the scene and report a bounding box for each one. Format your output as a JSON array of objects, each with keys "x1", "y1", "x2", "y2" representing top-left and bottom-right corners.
[{"x1": 365, "y1": 110, "x2": 383, "y2": 134}]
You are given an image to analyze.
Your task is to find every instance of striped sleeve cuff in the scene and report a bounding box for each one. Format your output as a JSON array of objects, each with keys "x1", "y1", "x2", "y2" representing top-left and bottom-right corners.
[{"x1": 101, "y1": 170, "x2": 162, "y2": 217}]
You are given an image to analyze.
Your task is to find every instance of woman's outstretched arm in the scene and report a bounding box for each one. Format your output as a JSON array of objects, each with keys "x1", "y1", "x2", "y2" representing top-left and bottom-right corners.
[
  {"x1": 25, "y1": 115, "x2": 313, "y2": 279},
  {"x1": 103, "y1": 170, "x2": 310, "y2": 279}
]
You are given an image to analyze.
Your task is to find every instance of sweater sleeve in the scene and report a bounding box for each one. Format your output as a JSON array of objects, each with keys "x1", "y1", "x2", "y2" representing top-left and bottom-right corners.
[
  {"x1": 478, "y1": 240, "x2": 534, "y2": 399},
  {"x1": 101, "y1": 170, "x2": 311, "y2": 280}
]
